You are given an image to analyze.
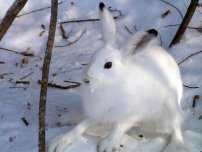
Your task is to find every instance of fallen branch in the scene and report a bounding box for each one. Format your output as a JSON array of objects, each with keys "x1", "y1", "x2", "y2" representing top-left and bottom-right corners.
[
  {"x1": 17, "y1": 0, "x2": 67, "y2": 18},
  {"x1": 124, "y1": 25, "x2": 133, "y2": 34},
  {"x1": 20, "y1": 72, "x2": 34, "y2": 80},
  {"x1": 183, "y1": 84, "x2": 199, "y2": 89},
  {"x1": 38, "y1": 80, "x2": 81, "y2": 89},
  {"x1": 0, "y1": 47, "x2": 34, "y2": 57},
  {"x1": 165, "y1": 24, "x2": 202, "y2": 32},
  {"x1": 0, "y1": 0, "x2": 28, "y2": 41},
  {"x1": 16, "y1": 81, "x2": 30, "y2": 84},
  {"x1": 178, "y1": 50, "x2": 202, "y2": 65},
  {"x1": 10, "y1": 86, "x2": 27, "y2": 90},
  {"x1": 38, "y1": 0, "x2": 58, "y2": 152},
  {"x1": 108, "y1": 6, "x2": 123, "y2": 16},
  {"x1": 161, "y1": 9, "x2": 171, "y2": 18},
  {"x1": 169, "y1": 0, "x2": 199, "y2": 47},
  {"x1": 0, "y1": 61, "x2": 5, "y2": 64},
  {"x1": 55, "y1": 28, "x2": 86, "y2": 47},
  {"x1": 159, "y1": 0, "x2": 183, "y2": 19},
  {"x1": 0, "y1": 73, "x2": 14, "y2": 76},
  {"x1": 64, "y1": 80, "x2": 81, "y2": 84},
  {"x1": 192, "y1": 95, "x2": 200, "y2": 108},
  {"x1": 21, "y1": 117, "x2": 29, "y2": 126},
  {"x1": 60, "y1": 13, "x2": 122, "y2": 24},
  {"x1": 39, "y1": 31, "x2": 45, "y2": 37},
  {"x1": 159, "y1": 33, "x2": 163, "y2": 46},
  {"x1": 59, "y1": 23, "x2": 68, "y2": 39}
]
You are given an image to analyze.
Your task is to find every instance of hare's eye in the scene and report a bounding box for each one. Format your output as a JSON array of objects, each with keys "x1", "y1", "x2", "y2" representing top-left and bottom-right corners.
[{"x1": 104, "y1": 62, "x2": 112, "y2": 69}]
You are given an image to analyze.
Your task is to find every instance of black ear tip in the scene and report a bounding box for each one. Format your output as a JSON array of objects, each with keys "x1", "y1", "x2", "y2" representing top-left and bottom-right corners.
[
  {"x1": 99, "y1": 2, "x2": 105, "y2": 11},
  {"x1": 147, "y1": 29, "x2": 158, "y2": 36}
]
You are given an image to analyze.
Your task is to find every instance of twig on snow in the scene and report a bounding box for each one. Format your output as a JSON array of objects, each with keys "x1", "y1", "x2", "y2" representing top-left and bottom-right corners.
[
  {"x1": 108, "y1": 6, "x2": 123, "y2": 17},
  {"x1": 192, "y1": 95, "x2": 200, "y2": 108},
  {"x1": 169, "y1": 0, "x2": 199, "y2": 47},
  {"x1": 55, "y1": 28, "x2": 86, "y2": 47},
  {"x1": 16, "y1": 81, "x2": 30, "y2": 84},
  {"x1": 159, "y1": 33, "x2": 163, "y2": 46},
  {"x1": 17, "y1": 0, "x2": 67, "y2": 18},
  {"x1": 0, "y1": 47, "x2": 34, "y2": 57},
  {"x1": 0, "y1": 0, "x2": 28, "y2": 41},
  {"x1": 20, "y1": 72, "x2": 34, "y2": 80},
  {"x1": 59, "y1": 23, "x2": 68, "y2": 39},
  {"x1": 134, "y1": 25, "x2": 138, "y2": 32},
  {"x1": 38, "y1": 80, "x2": 81, "y2": 89},
  {"x1": 161, "y1": 9, "x2": 171, "y2": 18},
  {"x1": 64, "y1": 80, "x2": 81, "y2": 84},
  {"x1": 0, "y1": 61, "x2": 5, "y2": 64},
  {"x1": 165, "y1": 24, "x2": 202, "y2": 33},
  {"x1": 10, "y1": 86, "x2": 27, "y2": 90},
  {"x1": 178, "y1": 50, "x2": 202, "y2": 65},
  {"x1": 60, "y1": 13, "x2": 122, "y2": 24},
  {"x1": 0, "y1": 73, "x2": 14, "y2": 76},
  {"x1": 159, "y1": 0, "x2": 183, "y2": 19},
  {"x1": 183, "y1": 84, "x2": 199, "y2": 89},
  {"x1": 21, "y1": 117, "x2": 29, "y2": 126},
  {"x1": 124, "y1": 25, "x2": 133, "y2": 34}
]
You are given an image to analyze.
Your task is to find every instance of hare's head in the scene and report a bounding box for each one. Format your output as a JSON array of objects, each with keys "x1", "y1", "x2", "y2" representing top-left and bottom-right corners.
[{"x1": 84, "y1": 2, "x2": 158, "y2": 90}]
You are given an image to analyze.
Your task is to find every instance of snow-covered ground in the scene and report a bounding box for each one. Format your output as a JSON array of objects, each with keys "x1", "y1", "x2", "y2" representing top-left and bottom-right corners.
[{"x1": 0, "y1": 0, "x2": 202, "y2": 152}]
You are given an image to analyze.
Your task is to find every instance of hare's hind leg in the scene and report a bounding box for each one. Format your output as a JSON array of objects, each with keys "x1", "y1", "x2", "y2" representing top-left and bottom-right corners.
[{"x1": 98, "y1": 120, "x2": 135, "y2": 152}]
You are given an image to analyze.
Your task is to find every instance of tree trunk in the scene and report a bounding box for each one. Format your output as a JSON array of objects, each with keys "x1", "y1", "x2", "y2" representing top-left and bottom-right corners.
[
  {"x1": 169, "y1": 0, "x2": 199, "y2": 47},
  {"x1": 38, "y1": 0, "x2": 58, "y2": 152},
  {"x1": 0, "y1": 0, "x2": 28, "y2": 41}
]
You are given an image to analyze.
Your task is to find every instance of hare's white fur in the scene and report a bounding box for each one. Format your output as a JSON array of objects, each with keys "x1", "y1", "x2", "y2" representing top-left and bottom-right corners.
[{"x1": 48, "y1": 2, "x2": 183, "y2": 152}]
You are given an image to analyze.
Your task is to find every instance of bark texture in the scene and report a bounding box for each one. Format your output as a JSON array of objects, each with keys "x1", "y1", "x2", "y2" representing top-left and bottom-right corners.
[
  {"x1": 38, "y1": 0, "x2": 58, "y2": 152},
  {"x1": 0, "y1": 0, "x2": 28, "y2": 41},
  {"x1": 169, "y1": 0, "x2": 199, "y2": 47}
]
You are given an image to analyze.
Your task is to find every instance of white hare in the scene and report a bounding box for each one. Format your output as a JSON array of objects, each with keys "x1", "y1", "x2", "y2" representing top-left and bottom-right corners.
[{"x1": 49, "y1": 2, "x2": 184, "y2": 152}]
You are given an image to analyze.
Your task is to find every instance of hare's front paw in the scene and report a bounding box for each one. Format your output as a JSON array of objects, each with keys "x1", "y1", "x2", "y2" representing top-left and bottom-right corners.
[
  {"x1": 98, "y1": 136, "x2": 121, "y2": 152},
  {"x1": 48, "y1": 133, "x2": 73, "y2": 152}
]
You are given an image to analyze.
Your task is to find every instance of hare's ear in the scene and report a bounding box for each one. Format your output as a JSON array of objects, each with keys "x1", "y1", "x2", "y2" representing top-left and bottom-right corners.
[
  {"x1": 99, "y1": 2, "x2": 116, "y2": 45},
  {"x1": 121, "y1": 29, "x2": 158, "y2": 55}
]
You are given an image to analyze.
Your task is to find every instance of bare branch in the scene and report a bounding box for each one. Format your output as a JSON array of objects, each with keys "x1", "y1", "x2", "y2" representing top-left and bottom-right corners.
[
  {"x1": 161, "y1": 9, "x2": 171, "y2": 18},
  {"x1": 165, "y1": 24, "x2": 202, "y2": 32},
  {"x1": 60, "y1": 13, "x2": 122, "y2": 24},
  {"x1": 38, "y1": 80, "x2": 81, "y2": 89},
  {"x1": 59, "y1": 23, "x2": 68, "y2": 39},
  {"x1": 159, "y1": 0, "x2": 183, "y2": 19},
  {"x1": 124, "y1": 25, "x2": 133, "y2": 34},
  {"x1": 55, "y1": 28, "x2": 86, "y2": 48},
  {"x1": 0, "y1": 0, "x2": 28, "y2": 41},
  {"x1": 178, "y1": 50, "x2": 202, "y2": 65},
  {"x1": 169, "y1": 0, "x2": 199, "y2": 47},
  {"x1": 192, "y1": 95, "x2": 200, "y2": 108},
  {"x1": 183, "y1": 84, "x2": 199, "y2": 89},
  {"x1": 38, "y1": 0, "x2": 58, "y2": 152},
  {"x1": 16, "y1": 81, "x2": 30, "y2": 84},
  {"x1": 20, "y1": 72, "x2": 34, "y2": 80},
  {"x1": 17, "y1": 0, "x2": 67, "y2": 17},
  {"x1": 0, "y1": 47, "x2": 35, "y2": 57}
]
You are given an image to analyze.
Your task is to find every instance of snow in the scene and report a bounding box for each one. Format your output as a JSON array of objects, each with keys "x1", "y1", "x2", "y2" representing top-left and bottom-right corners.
[{"x1": 0, "y1": 0, "x2": 202, "y2": 152}]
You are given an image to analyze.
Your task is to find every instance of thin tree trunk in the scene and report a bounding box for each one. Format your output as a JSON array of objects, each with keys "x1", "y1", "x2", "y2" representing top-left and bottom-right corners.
[
  {"x1": 38, "y1": 0, "x2": 58, "y2": 152},
  {"x1": 0, "y1": 0, "x2": 28, "y2": 41},
  {"x1": 169, "y1": 0, "x2": 199, "y2": 47}
]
